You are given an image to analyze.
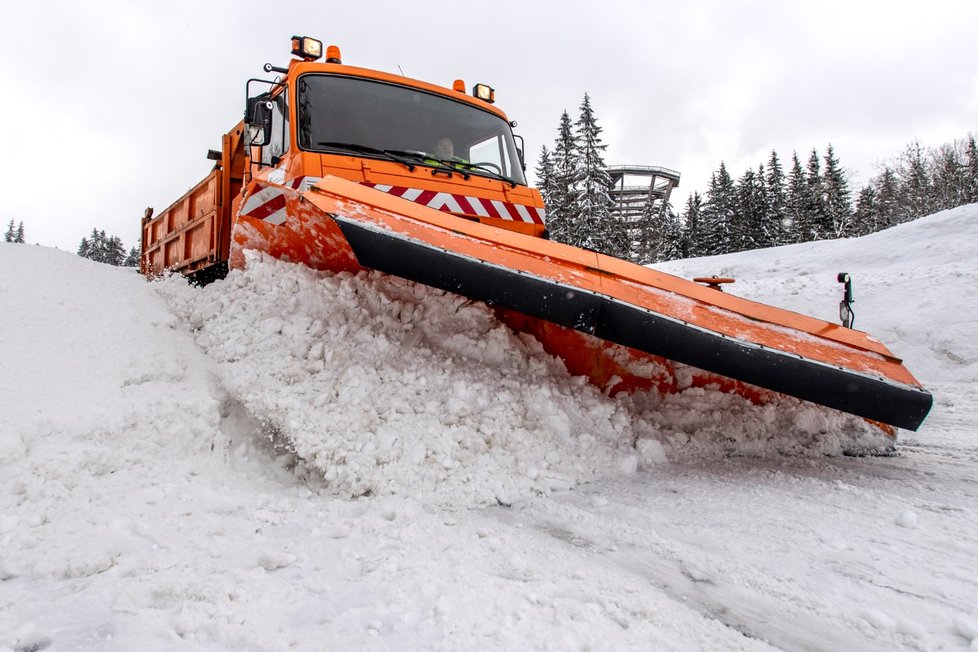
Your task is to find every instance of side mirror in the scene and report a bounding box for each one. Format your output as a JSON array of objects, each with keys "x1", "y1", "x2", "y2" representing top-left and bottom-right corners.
[
  {"x1": 245, "y1": 96, "x2": 274, "y2": 147},
  {"x1": 514, "y1": 134, "x2": 526, "y2": 171}
]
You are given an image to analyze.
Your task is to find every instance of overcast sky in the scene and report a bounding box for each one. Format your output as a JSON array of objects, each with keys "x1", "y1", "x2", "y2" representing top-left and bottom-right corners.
[{"x1": 1, "y1": 0, "x2": 975, "y2": 252}]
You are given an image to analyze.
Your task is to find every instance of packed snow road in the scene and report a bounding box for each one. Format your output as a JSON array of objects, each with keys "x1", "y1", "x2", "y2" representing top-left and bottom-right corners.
[{"x1": 484, "y1": 394, "x2": 978, "y2": 650}]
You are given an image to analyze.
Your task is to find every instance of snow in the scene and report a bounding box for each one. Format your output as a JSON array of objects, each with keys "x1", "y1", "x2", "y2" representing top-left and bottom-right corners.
[{"x1": 2, "y1": 204, "x2": 978, "y2": 650}]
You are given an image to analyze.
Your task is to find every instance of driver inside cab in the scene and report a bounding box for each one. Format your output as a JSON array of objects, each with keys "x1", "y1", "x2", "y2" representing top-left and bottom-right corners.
[{"x1": 429, "y1": 137, "x2": 469, "y2": 168}]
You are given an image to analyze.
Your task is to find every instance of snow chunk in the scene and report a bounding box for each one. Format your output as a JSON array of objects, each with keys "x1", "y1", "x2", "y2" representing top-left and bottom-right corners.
[
  {"x1": 895, "y1": 510, "x2": 919, "y2": 529},
  {"x1": 257, "y1": 551, "x2": 297, "y2": 571}
]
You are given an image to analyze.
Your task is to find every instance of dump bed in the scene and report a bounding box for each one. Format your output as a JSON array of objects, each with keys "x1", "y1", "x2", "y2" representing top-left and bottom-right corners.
[{"x1": 141, "y1": 123, "x2": 246, "y2": 278}]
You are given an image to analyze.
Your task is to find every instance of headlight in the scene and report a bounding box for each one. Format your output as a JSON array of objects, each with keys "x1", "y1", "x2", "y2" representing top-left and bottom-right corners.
[
  {"x1": 472, "y1": 83, "x2": 495, "y2": 103},
  {"x1": 291, "y1": 36, "x2": 323, "y2": 61}
]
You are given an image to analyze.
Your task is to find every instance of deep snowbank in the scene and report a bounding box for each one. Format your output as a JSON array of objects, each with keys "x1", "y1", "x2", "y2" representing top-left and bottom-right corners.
[{"x1": 157, "y1": 248, "x2": 885, "y2": 507}]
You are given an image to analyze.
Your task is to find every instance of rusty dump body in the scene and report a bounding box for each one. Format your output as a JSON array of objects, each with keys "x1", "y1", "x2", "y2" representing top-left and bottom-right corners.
[{"x1": 142, "y1": 39, "x2": 932, "y2": 432}]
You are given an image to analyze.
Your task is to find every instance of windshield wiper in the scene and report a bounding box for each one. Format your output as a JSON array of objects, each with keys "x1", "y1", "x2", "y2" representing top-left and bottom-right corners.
[
  {"x1": 385, "y1": 150, "x2": 472, "y2": 181},
  {"x1": 454, "y1": 161, "x2": 518, "y2": 188},
  {"x1": 317, "y1": 141, "x2": 418, "y2": 172}
]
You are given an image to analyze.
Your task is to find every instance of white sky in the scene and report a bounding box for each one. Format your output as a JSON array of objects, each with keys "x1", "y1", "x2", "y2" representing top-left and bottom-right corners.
[{"x1": 1, "y1": 0, "x2": 975, "y2": 252}]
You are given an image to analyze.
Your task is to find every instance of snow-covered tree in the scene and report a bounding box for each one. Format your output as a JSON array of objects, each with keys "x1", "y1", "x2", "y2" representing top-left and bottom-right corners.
[
  {"x1": 822, "y1": 144, "x2": 853, "y2": 238},
  {"x1": 700, "y1": 163, "x2": 737, "y2": 255},
  {"x1": 897, "y1": 141, "x2": 932, "y2": 221},
  {"x1": 965, "y1": 135, "x2": 978, "y2": 204},
  {"x1": 733, "y1": 167, "x2": 765, "y2": 251},
  {"x1": 632, "y1": 198, "x2": 657, "y2": 265},
  {"x1": 3, "y1": 219, "x2": 15, "y2": 243},
  {"x1": 547, "y1": 111, "x2": 579, "y2": 245},
  {"x1": 850, "y1": 184, "x2": 878, "y2": 237},
  {"x1": 658, "y1": 201, "x2": 685, "y2": 262},
  {"x1": 535, "y1": 145, "x2": 558, "y2": 219},
  {"x1": 78, "y1": 228, "x2": 128, "y2": 266},
  {"x1": 785, "y1": 152, "x2": 807, "y2": 243},
  {"x1": 572, "y1": 93, "x2": 623, "y2": 257},
  {"x1": 124, "y1": 246, "x2": 141, "y2": 268},
  {"x1": 681, "y1": 192, "x2": 704, "y2": 258},
  {"x1": 14, "y1": 221, "x2": 24, "y2": 243},
  {"x1": 801, "y1": 148, "x2": 827, "y2": 240},
  {"x1": 764, "y1": 150, "x2": 788, "y2": 246}
]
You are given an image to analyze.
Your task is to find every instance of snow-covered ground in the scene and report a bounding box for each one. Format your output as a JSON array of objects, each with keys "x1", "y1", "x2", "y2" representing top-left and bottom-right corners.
[{"x1": 1, "y1": 204, "x2": 976, "y2": 651}]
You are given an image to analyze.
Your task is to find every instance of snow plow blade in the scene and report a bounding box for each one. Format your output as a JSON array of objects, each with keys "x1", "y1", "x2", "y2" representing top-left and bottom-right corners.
[{"x1": 235, "y1": 176, "x2": 933, "y2": 432}]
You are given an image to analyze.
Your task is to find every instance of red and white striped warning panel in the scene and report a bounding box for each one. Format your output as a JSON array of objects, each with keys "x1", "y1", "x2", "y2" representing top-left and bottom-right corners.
[
  {"x1": 240, "y1": 183, "x2": 288, "y2": 225},
  {"x1": 242, "y1": 176, "x2": 547, "y2": 226},
  {"x1": 362, "y1": 182, "x2": 546, "y2": 224}
]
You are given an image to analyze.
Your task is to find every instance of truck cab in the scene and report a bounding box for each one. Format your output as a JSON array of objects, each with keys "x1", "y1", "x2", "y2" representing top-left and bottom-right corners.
[
  {"x1": 141, "y1": 36, "x2": 546, "y2": 280},
  {"x1": 245, "y1": 38, "x2": 544, "y2": 231}
]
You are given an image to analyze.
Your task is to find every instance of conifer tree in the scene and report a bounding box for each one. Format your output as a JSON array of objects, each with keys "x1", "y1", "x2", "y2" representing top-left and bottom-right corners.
[
  {"x1": 764, "y1": 151, "x2": 788, "y2": 245},
  {"x1": 875, "y1": 167, "x2": 901, "y2": 230},
  {"x1": 785, "y1": 152, "x2": 807, "y2": 243},
  {"x1": 681, "y1": 192, "x2": 704, "y2": 258},
  {"x1": 572, "y1": 93, "x2": 621, "y2": 257},
  {"x1": 124, "y1": 246, "x2": 141, "y2": 268},
  {"x1": 78, "y1": 228, "x2": 129, "y2": 265},
  {"x1": 105, "y1": 235, "x2": 126, "y2": 266},
  {"x1": 734, "y1": 167, "x2": 765, "y2": 251},
  {"x1": 658, "y1": 201, "x2": 685, "y2": 262},
  {"x1": 930, "y1": 143, "x2": 964, "y2": 211},
  {"x1": 3, "y1": 219, "x2": 15, "y2": 242},
  {"x1": 700, "y1": 163, "x2": 737, "y2": 255},
  {"x1": 965, "y1": 135, "x2": 978, "y2": 203},
  {"x1": 548, "y1": 111, "x2": 579, "y2": 245},
  {"x1": 801, "y1": 148, "x2": 827, "y2": 240},
  {"x1": 898, "y1": 141, "x2": 932, "y2": 221},
  {"x1": 822, "y1": 144, "x2": 852, "y2": 238},
  {"x1": 632, "y1": 196, "x2": 663, "y2": 265},
  {"x1": 14, "y1": 221, "x2": 24, "y2": 243},
  {"x1": 850, "y1": 185, "x2": 878, "y2": 236},
  {"x1": 535, "y1": 145, "x2": 558, "y2": 224}
]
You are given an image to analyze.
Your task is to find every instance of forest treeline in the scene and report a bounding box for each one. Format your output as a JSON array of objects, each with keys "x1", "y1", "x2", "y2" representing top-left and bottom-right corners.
[{"x1": 535, "y1": 97, "x2": 978, "y2": 264}]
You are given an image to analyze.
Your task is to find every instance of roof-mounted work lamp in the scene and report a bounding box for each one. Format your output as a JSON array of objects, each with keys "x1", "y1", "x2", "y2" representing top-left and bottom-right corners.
[
  {"x1": 473, "y1": 83, "x2": 495, "y2": 103},
  {"x1": 291, "y1": 36, "x2": 323, "y2": 61}
]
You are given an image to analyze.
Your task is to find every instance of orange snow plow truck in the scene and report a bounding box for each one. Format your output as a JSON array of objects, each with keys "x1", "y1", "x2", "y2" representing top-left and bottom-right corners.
[{"x1": 141, "y1": 36, "x2": 932, "y2": 432}]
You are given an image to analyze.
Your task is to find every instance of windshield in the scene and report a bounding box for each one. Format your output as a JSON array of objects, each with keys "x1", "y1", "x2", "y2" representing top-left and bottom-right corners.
[{"x1": 296, "y1": 74, "x2": 527, "y2": 186}]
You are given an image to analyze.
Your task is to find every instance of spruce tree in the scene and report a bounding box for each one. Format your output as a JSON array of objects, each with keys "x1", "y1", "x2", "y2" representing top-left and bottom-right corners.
[
  {"x1": 78, "y1": 228, "x2": 129, "y2": 265},
  {"x1": 549, "y1": 111, "x2": 579, "y2": 245},
  {"x1": 105, "y1": 235, "x2": 126, "y2": 266},
  {"x1": 898, "y1": 141, "x2": 932, "y2": 221},
  {"x1": 681, "y1": 192, "x2": 704, "y2": 258},
  {"x1": 822, "y1": 144, "x2": 852, "y2": 238},
  {"x1": 786, "y1": 152, "x2": 807, "y2": 243},
  {"x1": 701, "y1": 163, "x2": 737, "y2": 255},
  {"x1": 572, "y1": 93, "x2": 621, "y2": 257},
  {"x1": 535, "y1": 145, "x2": 558, "y2": 226},
  {"x1": 965, "y1": 135, "x2": 978, "y2": 203},
  {"x1": 633, "y1": 195, "x2": 667, "y2": 264},
  {"x1": 658, "y1": 201, "x2": 684, "y2": 262},
  {"x1": 124, "y1": 246, "x2": 141, "y2": 268},
  {"x1": 851, "y1": 185, "x2": 878, "y2": 236},
  {"x1": 799, "y1": 149, "x2": 830, "y2": 242},
  {"x1": 764, "y1": 151, "x2": 788, "y2": 245},
  {"x1": 930, "y1": 143, "x2": 964, "y2": 211},
  {"x1": 875, "y1": 167, "x2": 901, "y2": 230},
  {"x1": 734, "y1": 167, "x2": 765, "y2": 251},
  {"x1": 3, "y1": 219, "x2": 14, "y2": 242}
]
